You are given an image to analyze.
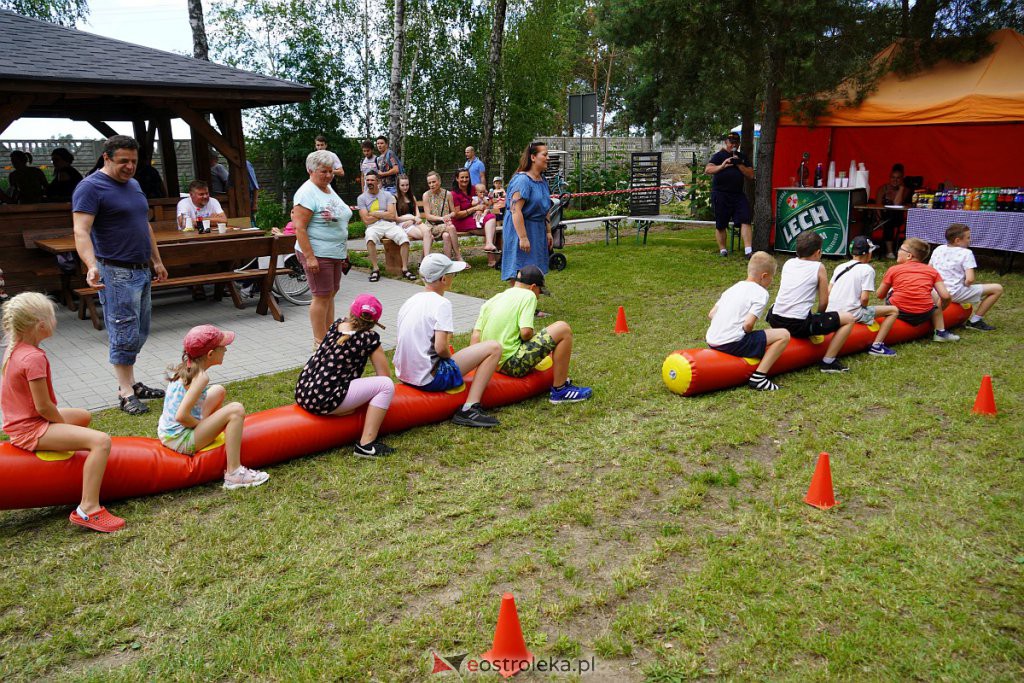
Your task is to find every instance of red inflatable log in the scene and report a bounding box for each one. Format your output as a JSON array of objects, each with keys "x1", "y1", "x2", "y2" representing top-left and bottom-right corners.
[
  {"x1": 0, "y1": 368, "x2": 552, "y2": 510},
  {"x1": 662, "y1": 304, "x2": 971, "y2": 396}
]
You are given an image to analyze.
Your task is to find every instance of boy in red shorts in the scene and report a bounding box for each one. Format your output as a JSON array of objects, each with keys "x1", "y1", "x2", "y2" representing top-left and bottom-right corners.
[{"x1": 874, "y1": 237, "x2": 958, "y2": 346}]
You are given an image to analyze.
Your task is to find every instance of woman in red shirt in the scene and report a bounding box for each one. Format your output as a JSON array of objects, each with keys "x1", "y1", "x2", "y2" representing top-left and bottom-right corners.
[{"x1": 450, "y1": 169, "x2": 484, "y2": 233}]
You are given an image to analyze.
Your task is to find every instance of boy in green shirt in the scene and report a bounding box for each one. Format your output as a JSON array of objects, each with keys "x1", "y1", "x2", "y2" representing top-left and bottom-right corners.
[{"x1": 472, "y1": 266, "x2": 593, "y2": 404}]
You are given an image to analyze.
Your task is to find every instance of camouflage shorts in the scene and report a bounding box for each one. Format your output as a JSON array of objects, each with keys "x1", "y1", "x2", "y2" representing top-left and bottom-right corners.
[{"x1": 500, "y1": 329, "x2": 557, "y2": 378}]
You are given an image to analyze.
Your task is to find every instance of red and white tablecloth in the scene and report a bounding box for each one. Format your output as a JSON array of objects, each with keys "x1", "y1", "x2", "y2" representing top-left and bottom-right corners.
[{"x1": 907, "y1": 208, "x2": 1024, "y2": 254}]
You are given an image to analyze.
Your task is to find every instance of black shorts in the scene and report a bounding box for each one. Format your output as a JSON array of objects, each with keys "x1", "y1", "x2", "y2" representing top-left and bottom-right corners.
[
  {"x1": 897, "y1": 306, "x2": 936, "y2": 327},
  {"x1": 767, "y1": 308, "x2": 842, "y2": 338},
  {"x1": 711, "y1": 191, "x2": 752, "y2": 230},
  {"x1": 710, "y1": 330, "x2": 767, "y2": 359}
]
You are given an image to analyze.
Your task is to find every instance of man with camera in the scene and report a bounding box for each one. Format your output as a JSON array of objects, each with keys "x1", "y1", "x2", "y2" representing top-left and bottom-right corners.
[{"x1": 705, "y1": 132, "x2": 755, "y2": 258}]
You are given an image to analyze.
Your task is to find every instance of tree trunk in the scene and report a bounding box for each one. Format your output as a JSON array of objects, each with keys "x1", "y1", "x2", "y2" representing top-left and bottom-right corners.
[
  {"x1": 480, "y1": 0, "x2": 508, "y2": 176},
  {"x1": 740, "y1": 102, "x2": 755, "y2": 211},
  {"x1": 362, "y1": 0, "x2": 373, "y2": 139},
  {"x1": 908, "y1": 0, "x2": 938, "y2": 39},
  {"x1": 388, "y1": 0, "x2": 407, "y2": 158},
  {"x1": 592, "y1": 46, "x2": 599, "y2": 137},
  {"x1": 187, "y1": 0, "x2": 209, "y2": 61},
  {"x1": 900, "y1": 0, "x2": 910, "y2": 38},
  {"x1": 753, "y1": 78, "x2": 781, "y2": 252},
  {"x1": 401, "y1": 43, "x2": 419, "y2": 159},
  {"x1": 599, "y1": 47, "x2": 615, "y2": 137}
]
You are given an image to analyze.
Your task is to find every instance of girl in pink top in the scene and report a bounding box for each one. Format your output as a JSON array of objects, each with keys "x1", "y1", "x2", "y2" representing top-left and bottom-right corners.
[
  {"x1": 1, "y1": 292, "x2": 124, "y2": 532},
  {"x1": 450, "y1": 169, "x2": 483, "y2": 233}
]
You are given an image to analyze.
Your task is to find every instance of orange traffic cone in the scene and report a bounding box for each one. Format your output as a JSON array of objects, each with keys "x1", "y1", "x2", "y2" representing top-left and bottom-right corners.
[
  {"x1": 480, "y1": 593, "x2": 533, "y2": 678},
  {"x1": 804, "y1": 452, "x2": 838, "y2": 510},
  {"x1": 614, "y1": 306, "x2": 630, "y2": 334},
  {"x1": 972, "y1": 375, "x2": 997, "y2": 416}
]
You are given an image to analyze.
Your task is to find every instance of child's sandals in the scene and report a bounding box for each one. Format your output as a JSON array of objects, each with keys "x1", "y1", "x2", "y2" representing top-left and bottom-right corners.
[
  {"x1": 369, "y1": 270, "x2": 381, "y2": 282},
  {"x1": 402, "y1": 269, "x2": 417, "y2": 281}
]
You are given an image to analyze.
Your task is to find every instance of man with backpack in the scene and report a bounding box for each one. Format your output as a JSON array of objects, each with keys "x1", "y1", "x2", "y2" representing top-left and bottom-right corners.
[{"x1": 375, "y1": 135, "x2": 403, "y2": 195}]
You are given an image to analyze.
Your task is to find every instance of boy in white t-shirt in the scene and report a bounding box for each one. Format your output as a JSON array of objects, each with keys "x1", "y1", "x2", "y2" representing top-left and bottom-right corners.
[
  {"x1": 707, "y1": 252, "x2": 790, "y2": 391},
  {"x1": 767, "y1": 231, "x2": 857, "y2": 373},
  {"x1": 826, "y1": 236, "x2": 900, "y2": 357},
  {"x1": 394, "y1": 254, "x2": 503, "y2": 427},
  {"x1": 929, "y1": 223, "x2": 1004, "y2": 331}
]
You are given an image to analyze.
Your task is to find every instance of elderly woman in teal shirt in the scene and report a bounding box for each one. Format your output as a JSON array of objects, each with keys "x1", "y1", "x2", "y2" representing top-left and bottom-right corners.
[{"x1": 292, "y1": 150, "x2": 352, "y2": 348}]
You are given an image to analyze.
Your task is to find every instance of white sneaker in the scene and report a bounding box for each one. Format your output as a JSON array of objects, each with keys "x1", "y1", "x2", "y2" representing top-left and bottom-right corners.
[{"x1": 223, "y1": 466, "x2": 270, "y2": 490}]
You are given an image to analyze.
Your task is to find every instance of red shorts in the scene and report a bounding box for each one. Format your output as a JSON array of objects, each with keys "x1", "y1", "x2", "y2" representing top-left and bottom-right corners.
[{"x1": 296, "y1": 251, "x2": 344, "y2": 297}]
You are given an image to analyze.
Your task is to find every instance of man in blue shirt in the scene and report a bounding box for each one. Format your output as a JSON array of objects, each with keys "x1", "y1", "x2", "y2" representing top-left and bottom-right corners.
[
  {"x1": 73, "y1": 135, "x2": 168, "y2": 415},
  {"x1": 464, "y1": 146, "x2": 485, "y2": 187}
]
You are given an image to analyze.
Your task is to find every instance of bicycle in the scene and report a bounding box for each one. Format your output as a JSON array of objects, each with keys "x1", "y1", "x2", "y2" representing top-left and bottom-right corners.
[
  {"x1": 273, "y1": 253, "x2": 312, "y2": 305},
  {"x1": 236, "y1": 252, "x2": 312, "y2": 306},
  {"x1": 659, "y1": 179, "x2": 687, "y2": 205}
]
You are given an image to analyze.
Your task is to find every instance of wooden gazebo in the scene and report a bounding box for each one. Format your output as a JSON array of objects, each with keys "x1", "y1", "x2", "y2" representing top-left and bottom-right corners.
[{"x1": 0, "y1": 9, "x2": 312, "y2": 295}]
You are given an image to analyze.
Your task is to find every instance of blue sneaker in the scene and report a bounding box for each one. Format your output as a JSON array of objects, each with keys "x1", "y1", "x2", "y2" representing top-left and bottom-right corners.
[
  {"x1": 868, "y1": 342, "x2": 896, "y2": 357},
  {"x1": 550, "y1": 380, "x2": 593, "y2": 404}
]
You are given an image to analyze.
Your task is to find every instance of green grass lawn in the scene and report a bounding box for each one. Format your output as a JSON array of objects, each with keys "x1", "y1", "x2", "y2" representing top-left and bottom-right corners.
[{"x1": 2, "y1": 228, "x2": 1022, "y2": 681}]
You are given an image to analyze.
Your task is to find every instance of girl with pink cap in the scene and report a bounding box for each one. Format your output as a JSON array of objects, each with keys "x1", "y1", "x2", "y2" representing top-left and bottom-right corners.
[
  {"x1": 295, "y1": 294, "x2": 396, "y2": 458},
  {"x1": 158, "y1": 324, "x2": 269, "y2": 489}
]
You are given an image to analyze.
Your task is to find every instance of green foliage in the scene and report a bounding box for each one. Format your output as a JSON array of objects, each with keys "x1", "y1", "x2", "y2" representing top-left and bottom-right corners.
[
  {"x1": 686, "y1": 163, "x2": 713, "y2": 221},
  {"x1": 0, "y1": 0, "x2": 87, "y2": 26},
  {"x1": 253, "y1": 191, "x2": 287, "y2": 231}
]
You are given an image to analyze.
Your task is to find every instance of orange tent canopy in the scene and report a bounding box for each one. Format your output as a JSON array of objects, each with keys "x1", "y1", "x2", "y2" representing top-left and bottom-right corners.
[{"x1": 781, "y1": 28, "x2": 1024, "y2": 127}]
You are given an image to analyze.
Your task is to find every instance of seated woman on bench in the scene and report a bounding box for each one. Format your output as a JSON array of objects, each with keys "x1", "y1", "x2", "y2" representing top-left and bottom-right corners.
[{"x1": 395, "y1": 174, "x2": 434, "y2": 256}]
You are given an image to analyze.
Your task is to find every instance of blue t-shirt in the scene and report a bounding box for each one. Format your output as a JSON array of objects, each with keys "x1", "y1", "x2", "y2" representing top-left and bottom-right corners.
[
  {"x1": 293, "y1": 179, "x2": 350, "y2": 259},
  {"x1": 465, "y1": 158, "x2": 486, "y2": 187},
  {"x1": 71, "y1": 171, "x2": 152, "y2": 263},
  {"x1": 708, "y1": 149, "x2": 749, "y2": 194},
  {"x1": 158, "y1": 379, "x2": 208, "y2": 438}
]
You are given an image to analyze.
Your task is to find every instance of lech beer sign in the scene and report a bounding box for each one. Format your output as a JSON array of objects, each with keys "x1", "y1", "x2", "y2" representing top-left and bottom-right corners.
[{"x1": 775, "y1": 189, "x2": 851, "y2": 256}]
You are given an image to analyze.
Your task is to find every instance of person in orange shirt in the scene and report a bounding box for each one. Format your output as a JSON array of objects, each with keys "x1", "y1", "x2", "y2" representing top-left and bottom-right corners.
[{"x1": 874, "y1": 237, "x2": 959, "y2": 348}]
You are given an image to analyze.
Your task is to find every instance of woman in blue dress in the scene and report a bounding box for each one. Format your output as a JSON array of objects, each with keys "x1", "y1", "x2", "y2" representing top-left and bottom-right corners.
[{"x1": 501, "y1": 142, "x2": 552, "y2": 282}]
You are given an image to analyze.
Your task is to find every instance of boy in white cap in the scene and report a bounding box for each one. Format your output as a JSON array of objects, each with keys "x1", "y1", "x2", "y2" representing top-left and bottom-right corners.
[
  {"x1": 472, "y1": 265, "x2": 593, "y2": 403},
  {"x1": 826, "y1": 235, "x2": 900, "y2": 358},
  {"x1": 394, "y1": 253, "x2": 503, "y2": 427}
]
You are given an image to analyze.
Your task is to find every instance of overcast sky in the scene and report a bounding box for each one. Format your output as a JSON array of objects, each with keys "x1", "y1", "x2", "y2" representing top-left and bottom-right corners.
[{"x1": 2, "y1": 0, "x2": 206, "y2": 140}]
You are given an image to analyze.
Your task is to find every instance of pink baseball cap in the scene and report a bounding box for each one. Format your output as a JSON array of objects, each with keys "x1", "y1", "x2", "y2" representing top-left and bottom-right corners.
[
  {"x1": 183, "y1": 324, "x2": 235, "y2": 358},
  {"x1": 350, "y1": 294, "x2": 383, "y2": 326}
]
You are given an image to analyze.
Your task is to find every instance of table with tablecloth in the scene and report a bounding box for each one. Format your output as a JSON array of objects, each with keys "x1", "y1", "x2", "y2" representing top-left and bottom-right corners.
[
  {"x1": 907, "y1": 208, "x2": 1024, "y2": 253},
  {"x1": 907, "y1": 208, "x2": 1022, "y2": 272}
]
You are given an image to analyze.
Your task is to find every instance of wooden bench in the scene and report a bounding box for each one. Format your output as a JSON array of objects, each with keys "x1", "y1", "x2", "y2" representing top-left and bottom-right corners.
[{"x1": 74, "y1": 234, "x2": 293, "y2": 330}]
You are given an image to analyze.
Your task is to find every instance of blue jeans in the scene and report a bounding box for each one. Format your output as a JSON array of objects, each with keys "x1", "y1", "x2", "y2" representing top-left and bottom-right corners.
[{"x1": 97, "y1": 263, "x2": 152, "y2": 366}]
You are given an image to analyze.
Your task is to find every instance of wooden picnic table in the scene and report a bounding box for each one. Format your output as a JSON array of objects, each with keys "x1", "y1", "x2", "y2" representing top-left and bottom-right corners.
[
  {"x1": 33, "y1": 226, "x2": 264, "y2": 255},
  {"x1": 35, "y1": 229, "x2": 292, "y2": 330}
]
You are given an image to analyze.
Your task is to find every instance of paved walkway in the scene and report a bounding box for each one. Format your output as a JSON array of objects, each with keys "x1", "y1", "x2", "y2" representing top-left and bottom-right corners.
[
  {"x1": 1, "y1": 219, "x2": 623, "y2": 420},
  {"x1": 0, "y1": 275, "x2": 485, "y2": 418}
]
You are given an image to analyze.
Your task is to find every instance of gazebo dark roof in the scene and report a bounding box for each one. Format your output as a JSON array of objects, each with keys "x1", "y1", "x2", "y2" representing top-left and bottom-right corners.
[{"x1": 0, "y1": 9, "x2": 312, "y2": 108}]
